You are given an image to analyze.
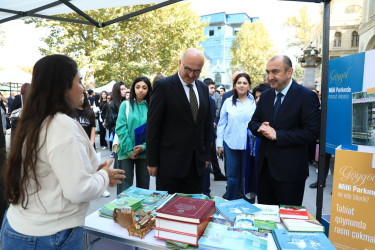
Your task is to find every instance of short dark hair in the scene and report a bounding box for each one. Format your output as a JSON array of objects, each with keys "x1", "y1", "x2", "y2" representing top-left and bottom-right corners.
[
  {"x1": 203, "y1": 78, "x2": 215, "y2": 86},
  {"x1": 87, "y1": 89, "x2": 94, "y2": 95},
  {"x1": 252, "y1": 83, "x2": 271, "y2": 97},
  {"x1": 270, "y1": 55, "x2": 293, "y2": 71}
]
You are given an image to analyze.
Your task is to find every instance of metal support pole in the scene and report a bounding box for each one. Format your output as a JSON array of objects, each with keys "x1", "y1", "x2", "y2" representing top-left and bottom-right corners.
[{"x1": 316, "y1": 1, "x2": 330, "y2": 222}]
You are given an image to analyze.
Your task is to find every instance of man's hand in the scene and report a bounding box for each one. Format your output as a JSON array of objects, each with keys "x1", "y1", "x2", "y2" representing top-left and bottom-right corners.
[
  {"x1": 217, "y1": 147, "x2": 224, "y2": 159},
  {"x1": 257, "y1": 122, "x2": 277, "y2": 141},
  {"x1": 205, "y1": 161, "x2": 210, "y2": 168},
  {"x1": 133, "y1": 145, "x2": 143, "y2": 154},
  {"x1": 147, "y1": 166, "x2": 158, "y2": 177}
]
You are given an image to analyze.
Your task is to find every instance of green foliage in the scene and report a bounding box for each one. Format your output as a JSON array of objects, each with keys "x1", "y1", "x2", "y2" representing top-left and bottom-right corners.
[
  {"x1": 29, "y1": 3, "x2": 206, "y2": 87},
  {"x1": 284, "y1": 6, "x2": 318, "y2": 49},
  {"x1": 230, "y1": 21, "x2": 275, "y2": 86},
  {"x1": 0, "y1": 27, "x2": 4, "y2": 46}
]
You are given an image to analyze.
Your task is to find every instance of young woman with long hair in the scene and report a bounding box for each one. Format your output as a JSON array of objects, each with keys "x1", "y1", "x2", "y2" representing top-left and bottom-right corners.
[
  {"x1": 216, "y1": 73, "x2": 256, "y2": 201},
  {"x1": 115, "y1": 76, "x2": 152, "y2": 194},
  {"x1": 99, "y1": 91, "x2": 108, "y2": 149},
  {"x1": 1, "y1": 55, "x2": 125, "y2": 249}
]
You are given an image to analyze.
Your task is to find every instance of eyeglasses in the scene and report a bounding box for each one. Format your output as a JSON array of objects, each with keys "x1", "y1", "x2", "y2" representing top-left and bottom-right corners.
[{"x1": 181, "y1": 63, "x2": 201, "y2": 75}]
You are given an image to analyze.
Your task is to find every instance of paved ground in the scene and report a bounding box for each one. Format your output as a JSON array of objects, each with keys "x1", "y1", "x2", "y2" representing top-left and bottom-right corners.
[{"x1": 87, "y1": 134, "x2": 334, "y2": 217}]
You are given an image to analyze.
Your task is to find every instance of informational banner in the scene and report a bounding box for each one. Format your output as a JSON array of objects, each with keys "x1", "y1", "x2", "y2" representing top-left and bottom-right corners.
[
  {"x1": 329, "y1": 148, "x2": 375, "y2": 249},
  {"x1": 326, "y1": 49, "x2": 375, "y2": 155}
]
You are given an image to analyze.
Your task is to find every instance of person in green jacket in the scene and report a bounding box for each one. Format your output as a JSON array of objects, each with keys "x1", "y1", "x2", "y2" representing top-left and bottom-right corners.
[{"x1": 116, "y1": 76, "x2": 152, "y2": 194}]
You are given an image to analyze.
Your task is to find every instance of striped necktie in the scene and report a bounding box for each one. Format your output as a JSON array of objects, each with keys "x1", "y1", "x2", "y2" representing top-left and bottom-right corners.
[{"x1": 187, "y1": 84, "x2": 198, "y2": 122}]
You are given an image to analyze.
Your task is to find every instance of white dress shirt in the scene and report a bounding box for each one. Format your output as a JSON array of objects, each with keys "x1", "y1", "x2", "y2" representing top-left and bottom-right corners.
[{"x1": 178, "y1": 72, "x2": 200, "y2": 107}]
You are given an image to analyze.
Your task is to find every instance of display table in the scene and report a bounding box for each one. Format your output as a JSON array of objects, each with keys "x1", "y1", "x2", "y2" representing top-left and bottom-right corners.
[
  {"x1": 84, "y1": 210, "x2": 167, "y2": 250},
  {"x1": 84, "y1": 209, "x2": 278, "y2": 250}
]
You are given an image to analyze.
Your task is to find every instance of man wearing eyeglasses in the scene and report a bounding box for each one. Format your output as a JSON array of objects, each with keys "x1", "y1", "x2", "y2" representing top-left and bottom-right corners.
[{"x1": 146, "y1": 48, "x2": 211, "y2": 194}]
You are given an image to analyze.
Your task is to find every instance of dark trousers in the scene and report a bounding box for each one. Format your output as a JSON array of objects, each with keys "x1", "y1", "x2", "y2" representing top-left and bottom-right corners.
[
  {"x1": 202, "y1": 167, "x2": 211, "y2": 196},
  {"x1": 99, "y1": 120, "x2": 107, "y2": 147},
  {"x1": 210, "y1": 141, "x2": 223, "y2": 176},
  {"x1": 157, "y1": 153, "x2": 204, "y2": 194},
  {"x1": 257, "y1": 159, "x2": 306, "y2": 206}
]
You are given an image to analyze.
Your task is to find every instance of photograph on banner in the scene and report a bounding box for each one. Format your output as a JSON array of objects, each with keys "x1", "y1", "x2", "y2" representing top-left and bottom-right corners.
[{"x1": 326, "y1": 49, "x2": 375, "y2": 155}]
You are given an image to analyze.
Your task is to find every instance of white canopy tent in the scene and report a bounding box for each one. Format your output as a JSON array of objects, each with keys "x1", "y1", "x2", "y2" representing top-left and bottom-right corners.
[
  {"x1": 0, "y1": 0, "x2": 181, "y2": 27},
  {"x1": 92, "y1": 80, "x2": 116, "y2": 93},
  {"x1": 0, "y1": 66, "x2": 32, "y2": 84}
]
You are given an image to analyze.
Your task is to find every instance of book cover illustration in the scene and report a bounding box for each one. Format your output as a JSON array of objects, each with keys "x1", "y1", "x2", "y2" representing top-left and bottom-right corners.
[
  {"x1": 216, "y1": 199, "x2": 261, "y2": 221},
  {"x1": 117, "y1": 186, "x2": 168, "y2": 206},
  {"x1": 279, "y1": 205, "x2": 309, "y2": 220},
  {"x1": 198, "y1": 222, "x2": 267, "y2": 250},
  {"x1": 100, "y1": 196, "x2": 143, "y2": 218},
  {"x1": 234, "y1": 214, "x2": 257, "y2": 231},
  {"x1": 166, "y1": 240, "x2": 195, "y2": 250},
  {"x1": 255, "y1": 219, "x2": 276, "y2": 232},
  {"x1": 175, "y1": 193, "x2": 210, "y2": 200},
  {"x1": 272, "y1": 229, "x2": 335, "y2": 250}
]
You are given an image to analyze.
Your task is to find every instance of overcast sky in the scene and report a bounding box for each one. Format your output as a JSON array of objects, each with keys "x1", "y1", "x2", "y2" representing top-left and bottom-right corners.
[{"x1": 0, "y1": 0, "x2": 321, "y2": 67}]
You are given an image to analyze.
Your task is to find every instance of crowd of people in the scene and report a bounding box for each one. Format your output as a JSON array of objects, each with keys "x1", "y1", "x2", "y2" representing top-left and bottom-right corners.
[{"x1": 0, "y1": 49, "x2": 321, "y2": 248}]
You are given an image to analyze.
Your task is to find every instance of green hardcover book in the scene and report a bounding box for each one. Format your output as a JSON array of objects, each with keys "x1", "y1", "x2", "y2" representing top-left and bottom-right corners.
[{"x1": 99, "y1": 196, "x2": 143, "y2": 218}]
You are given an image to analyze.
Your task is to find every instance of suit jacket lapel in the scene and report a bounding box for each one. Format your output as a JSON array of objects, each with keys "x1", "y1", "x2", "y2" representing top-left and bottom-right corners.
[{"x1": 196, "y1": 81, "x2": 206, "y2": 120}]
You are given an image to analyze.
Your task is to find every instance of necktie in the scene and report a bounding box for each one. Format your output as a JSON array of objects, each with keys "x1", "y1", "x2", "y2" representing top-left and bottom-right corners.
[
  {"x1": 273, "y1": 92, "x2": 283, "y2": 121},
  {"x1": 187, "y1": 84, "x2": 198, "y2": 122}
]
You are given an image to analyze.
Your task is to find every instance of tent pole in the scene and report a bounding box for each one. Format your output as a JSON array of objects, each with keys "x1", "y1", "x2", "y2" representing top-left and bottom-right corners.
[{"x1": 316, "y1": 0, "x2": 331, "y2": 222}]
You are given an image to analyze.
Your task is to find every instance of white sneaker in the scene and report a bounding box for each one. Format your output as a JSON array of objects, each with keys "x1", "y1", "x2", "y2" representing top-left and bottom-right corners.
[
  {"x1": 102, "y1": 190, "x2": 110, "y2": 197},
  {"x1": 101, "y1": 146, "x2": 107, "y2": 150}
]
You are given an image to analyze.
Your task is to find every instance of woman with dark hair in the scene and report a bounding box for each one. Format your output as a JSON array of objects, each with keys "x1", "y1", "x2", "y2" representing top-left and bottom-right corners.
[
  {"x1": 115, "y1": 76, "x2": 152, "y2": 194},
  {"x1": 1, "y1": 55, "x2": 125, "y2": 249},
  {"x1": 99, "y1": 91, "x2": 108, "y2": 149},
  {"x1": 10, "y1": 83, "x2": 31, "y2": 137},
  {"x1": 216, "y1": 73, "x2": 256, "y2": 200},
  {"x1": 74, "y1": 91, "x2": 96, "y2": 148},
  {"x1": 105, "y1": 82, "x2": 126, "y2": 157}
]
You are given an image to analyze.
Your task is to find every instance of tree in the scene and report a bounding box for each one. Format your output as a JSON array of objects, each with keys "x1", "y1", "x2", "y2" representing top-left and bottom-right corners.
[
  {"x1": 284, "y1": 6, "x2": 318, "y2": 49},
  {"x1": 0, "y1": 27, "x2": 4, "y2": 46},
  {"x1": 29, "y1": 3, "x2": 206, "y2": 87},
  {"x1": 230, "y1": 21, "x2": 275, "y2": 86}
]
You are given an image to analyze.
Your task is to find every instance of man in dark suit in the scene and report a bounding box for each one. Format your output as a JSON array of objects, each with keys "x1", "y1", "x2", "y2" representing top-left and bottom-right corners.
[
  {"x1": 248, "y1": 55, "x2": 320, "y2": 206},
  {"x1": 146, "y1": 48, "x2": 211, "y2": 194}
]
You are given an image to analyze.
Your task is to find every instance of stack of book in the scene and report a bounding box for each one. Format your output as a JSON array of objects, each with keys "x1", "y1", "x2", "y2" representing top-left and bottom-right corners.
[
  {"x1": 279, "y1": 205, "x2": 310, "y2": 220},
  {"x1": 198, "y1": 222, "x2": 268, "y2": 250},
  {"x1": 215, "y1": 199, "x2": 261, "y2": 222},
  {"x1": 99, "y1": 196, "x2": 143, "y2": 218},
  {"x1": 272, "y1": 228, "x2": 335, "y2": 250},
  {"x1": 117, "y1": 186, "x2": 169, "y2": 212},
  {"x1": 154, "y1": 196, "x2": 215, "y2": 246},
  {"x1": 279, "y1": 205, "x2": 324, "y2": 232}
]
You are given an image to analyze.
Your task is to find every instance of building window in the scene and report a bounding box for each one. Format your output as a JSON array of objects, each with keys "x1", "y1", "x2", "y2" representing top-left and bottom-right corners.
[
  {"x1": 352, "y1": 31, "x2": 359, "y2": 47},
  {"x1": 209, "y1": 30, "x2": 214, "y2": 36},
  {"x1": 334, "y1": 32, "x2": 342, "y2": 47}
]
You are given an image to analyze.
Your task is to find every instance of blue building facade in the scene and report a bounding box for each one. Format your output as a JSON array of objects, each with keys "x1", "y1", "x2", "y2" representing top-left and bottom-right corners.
[{"x1": 200, "y1": 12, "x2": 258, "y2": 87}]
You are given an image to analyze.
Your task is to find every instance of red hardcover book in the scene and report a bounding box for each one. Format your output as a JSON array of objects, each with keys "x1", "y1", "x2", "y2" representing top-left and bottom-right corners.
[
  {"x1": 279, "y1": 205, "x2": 309, "y2": 220},
  {"x1": 154, "y1": 228, "x2": 201, "y2": 246},
  {"x1": 155, "y1": 205, "x2": 215, "y2": 236},
  {"x1": 156, "y1": 196, "x2": 215, "y2": 223}
]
